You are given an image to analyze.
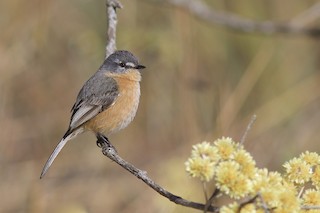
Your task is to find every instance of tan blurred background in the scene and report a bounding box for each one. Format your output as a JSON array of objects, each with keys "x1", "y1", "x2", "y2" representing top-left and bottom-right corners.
[{"x1": 1, "y1": 0, "x2": 320, "y2": 212}]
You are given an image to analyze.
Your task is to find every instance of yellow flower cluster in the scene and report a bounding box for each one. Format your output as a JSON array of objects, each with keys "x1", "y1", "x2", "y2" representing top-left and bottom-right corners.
[
  {"x1": 185, "y1": 141, "x2": 218, "y2": 182},
  {"x1": 283, "y1": 151, "x2": 320, "y2": 188},
  {"x1": 302, "y1": 189, "x2": 320, "y2": 213},
  {"x1": 251, "y1": 169, "x2": 299, "y2": 212},
  {"x1": 220, "y1": 202, "x2": 266, "y2": 213},
  {"x1": 185, "y1": 137, "x2": 256, "y2": 198},
  {"x1": 185, "y1": 138, "x2": 320, "y2": 212}
]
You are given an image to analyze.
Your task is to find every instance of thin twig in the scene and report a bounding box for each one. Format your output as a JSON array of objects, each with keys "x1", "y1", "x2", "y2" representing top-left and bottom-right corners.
[
  {"x1": 164, "y1": 0, "x2": 320, "y2": 38},
  {"x1": 97, "y1": 136, "x2": 219, "y2": 212},
  {"x1": 301, "y1": 205, "x2": 320, "y2": 210},
  {"x1": 204, "y1": 188, "x2": 220, "y2": 213},
  {"x1": 202, "y1": 182, "x2": 208, "y2": 203},
  {"x1": 105, "y1": 0, "x2": 123, "y2": 58},
  {"x1": 240, "y1": 114, "x2": 257, "y2": 145},
  {"x1": 297, "y1": 186, "x2": 305, "y2": 198},
  {"x1": 238, "y1": 194, "x2": 259, "y2": 211},
  {"x1": 239, "y1": 193, "x2": 270, "y2": 213},
  {"x1": 257, "y1": 193, "x2": 270, "y2": 213},
  {"x1": 202, "y1": 182, "x2": 208, "y2": 213}
]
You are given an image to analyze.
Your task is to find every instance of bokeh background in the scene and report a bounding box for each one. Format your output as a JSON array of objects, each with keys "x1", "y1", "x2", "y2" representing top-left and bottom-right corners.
[{"x1": 1, "y1": 0, "x2": 320, "y2": 212}]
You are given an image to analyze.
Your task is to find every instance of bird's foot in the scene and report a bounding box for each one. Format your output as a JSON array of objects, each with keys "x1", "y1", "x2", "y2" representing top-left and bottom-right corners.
[
  {"x1": 96, "y1": 133, "x2": 109, "y2": 148},
  {"x1": 96, "y1": 132, "x2": 117, "y2": 152}
]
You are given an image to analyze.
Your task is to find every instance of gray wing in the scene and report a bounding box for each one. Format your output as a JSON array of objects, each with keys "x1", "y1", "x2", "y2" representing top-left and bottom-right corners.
[{"x1": 68, "y1": 73, "x2": 119, "y2": 131}]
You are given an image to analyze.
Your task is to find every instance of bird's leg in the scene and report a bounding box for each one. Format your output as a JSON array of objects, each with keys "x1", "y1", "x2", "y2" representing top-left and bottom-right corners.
[
  {"x1": 96, "y1": 132, "x2": 109, "y2": 148},
  {"x1": 96, "y1": 132, "x2": 117, "y2": 152}
]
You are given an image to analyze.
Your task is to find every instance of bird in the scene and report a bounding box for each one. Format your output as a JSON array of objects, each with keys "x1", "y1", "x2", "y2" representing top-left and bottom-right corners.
[{"x1": 40, "y1": 50, "x2": 145, "y2": 178}]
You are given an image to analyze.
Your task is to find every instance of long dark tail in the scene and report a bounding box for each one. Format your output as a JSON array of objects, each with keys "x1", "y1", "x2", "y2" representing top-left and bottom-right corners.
[{"x1": 40, "y1": 128, "x2": 84, "y2": 179}]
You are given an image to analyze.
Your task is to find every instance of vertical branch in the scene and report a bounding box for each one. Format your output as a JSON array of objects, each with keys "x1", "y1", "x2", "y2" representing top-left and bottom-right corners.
[{"x1": 105, "y1": 0, "x2": 123, "y2": 58}]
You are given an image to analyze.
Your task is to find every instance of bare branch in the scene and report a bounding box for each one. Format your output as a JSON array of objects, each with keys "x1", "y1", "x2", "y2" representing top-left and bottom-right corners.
[
  {"x1": 240, "y1": 114, "x2": 257, "y2": 145},
  {"x1": 239, "y1": 193, "x2": 270, "y2": 213},
  {"x1": 105, "y1": 0, "x2": 123, "y2": 58},
  {"x1": 96, "y1": 135, "x2": 219, "y2": 212},
  {"x1": 204, "y1": 189, "x2": 220, "y2": 213},
  {"x1": 103, "y1": 1, "x2": 218, "y2": 211},
  {"x1": 301, "y1": 205, "x2": 320, "y2": 210},
  {"x1": 165, "y1": 0, "x2": 320, "y2": 37},
  {"x1": 291, "y1": 2, "x2": 320, "y2": 27}
]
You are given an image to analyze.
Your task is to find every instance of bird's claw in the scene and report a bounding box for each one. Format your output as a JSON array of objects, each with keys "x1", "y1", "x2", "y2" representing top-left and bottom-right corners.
[{"x1": 96, "y1": 132, "x2": 117, "y2": 153}]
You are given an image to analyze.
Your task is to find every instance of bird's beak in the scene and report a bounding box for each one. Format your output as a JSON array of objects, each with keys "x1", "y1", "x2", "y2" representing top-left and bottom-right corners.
[{"x1": 136, "y1": 64, "x2": 146, "y2": 70}]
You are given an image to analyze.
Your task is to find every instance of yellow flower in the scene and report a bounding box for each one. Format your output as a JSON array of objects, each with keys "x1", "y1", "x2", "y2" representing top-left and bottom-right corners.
[
  {"x1": 220, "y1": 202, "x2": 239, "y2": 213},
  {"x1": 215, "y1": 161, "x2": 252, "y2": 199},
  {"x1": 311, "y1": 165, "x2": 320, "y2": 189},
  {"x1": 221, "y1": 202, "x2": 266, "y2": 213},
  {"x1": 238, "y1": 203, "x2": 257, "y2": 213},
  {"x1": 230, "y1": 174, "x2": 253, "y2": 199},
  {"x1": 300, "y1": 151, "x2": 320, "y2": 166},
  {"x1": 251, "y1": 170, "x2": 291, "y2": 208},
  {"x1": 254, "y1": 172, "x2": 276, "y2": 207},
  {"x1": 274, "y1": 188, "x2": 300, "y2": 213},
  {"x1": 302, "y1": 189, "x2": 320, "y2": 205},
  {"x1": 185, "y1": 157, "x2": 215, "y2": 182},
  {"x1": 233, "y1": 149, "x2": 256, "y2": 178},
  {"x1": 258, "y1": 184, "x2": 299, "y2": 213},
  {"x1": 191, "y1": 141, "x2": 219, "y2": 163},
  {"x1": 214, "y1": 137, "x2": 237, "y2": 160},
  {"x1": 252, "y1": 169, "x2": 273, "y2": 194},
  {"x1": 268, "y1": 171, "x2": 283, "y2": 186},
  {"x1": 260, "y1": 188, "x2": 279, "y2": 208},
  {"x1": 283, "y1": 157, "x2": 311, "y2": 184}
]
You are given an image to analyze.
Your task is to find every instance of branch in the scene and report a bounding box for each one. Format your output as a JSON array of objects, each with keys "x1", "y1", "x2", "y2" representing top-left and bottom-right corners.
[
  {"x1": 301, "y1": 205, "x2": 320, "y2": 210},
  {"x1": 239, "y1": 193, "x2": 270, "y2": 213},
  {"x1": 204, "y1": 188, "x2": 220, "y2": 213},
  {"x1": 103, "y1": 1, "x2": 219, "y2": 212},
  {"x1": 96, "y1": 135, "x2": 219, "y2": 212},
  {"x1": 240, "y1": 114, "x2": 257, "y2": 145},
  {"x1": 105, "y1": 0, "x2": 123, "y2": 58},
  {"x1": 165, "y1": 0, "x2": 320, "y2": 38}
]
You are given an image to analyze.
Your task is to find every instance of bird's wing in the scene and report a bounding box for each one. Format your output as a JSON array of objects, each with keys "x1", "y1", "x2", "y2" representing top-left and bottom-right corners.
[
  {"x1": 40, "y1": 74, "x2": 118, "y2": 179},
  {"x1": 69, "y1": 74, "x2": 119, "y2": 131}
]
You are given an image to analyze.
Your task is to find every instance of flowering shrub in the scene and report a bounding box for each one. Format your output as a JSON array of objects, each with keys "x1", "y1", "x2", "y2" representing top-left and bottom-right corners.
[{"x1": 185, "y1": 137, "x2": 320, "y2": 212}]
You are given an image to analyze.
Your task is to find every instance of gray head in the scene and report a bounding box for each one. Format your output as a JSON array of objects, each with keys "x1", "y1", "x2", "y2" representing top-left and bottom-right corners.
[{"x1": 101, "y1": 50, "x2": 145, "y2": 73}]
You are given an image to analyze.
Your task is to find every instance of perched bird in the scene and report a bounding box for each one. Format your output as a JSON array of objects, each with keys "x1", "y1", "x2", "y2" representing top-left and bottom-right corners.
[{"x1": 40, "y1": 50, "x2": 145, "y2": 178}]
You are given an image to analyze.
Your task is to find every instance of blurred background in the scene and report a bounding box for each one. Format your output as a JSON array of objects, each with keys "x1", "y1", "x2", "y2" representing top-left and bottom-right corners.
[{"x1": 1, "y1": 0, "x2": 320, "y2": 212}]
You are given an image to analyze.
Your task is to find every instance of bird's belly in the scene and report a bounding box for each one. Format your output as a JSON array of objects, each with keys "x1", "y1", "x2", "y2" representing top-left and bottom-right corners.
[{"x1": 85, "y1": 81, "x2": 140, "y2": 135}]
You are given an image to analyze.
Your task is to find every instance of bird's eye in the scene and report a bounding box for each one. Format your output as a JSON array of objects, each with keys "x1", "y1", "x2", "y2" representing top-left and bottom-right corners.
[{"x1": 119, "y1": 62, "x2": 126, "y2": 67}]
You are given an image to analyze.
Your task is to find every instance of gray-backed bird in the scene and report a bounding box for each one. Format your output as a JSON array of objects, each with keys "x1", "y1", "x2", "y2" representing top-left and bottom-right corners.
[{"x1": 40, "y1": 50, "x2": 145, "y2": 178}]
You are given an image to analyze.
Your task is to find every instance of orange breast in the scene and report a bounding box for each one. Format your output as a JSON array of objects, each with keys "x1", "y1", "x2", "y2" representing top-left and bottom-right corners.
[{"x1": 84, "y1": 70, "x2": 141, "y2": 135}]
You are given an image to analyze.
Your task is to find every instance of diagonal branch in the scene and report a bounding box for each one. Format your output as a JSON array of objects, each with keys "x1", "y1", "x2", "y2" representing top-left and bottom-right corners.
[
  {"x1": 165, "y1": 0, "x2": 320, "y2": 38},
  {"x1": 96, "y1": 135, "x2": 219, "y2": 212},
  {"x1": 240, "y1": 114, "x2": 257, "y2": 145}
]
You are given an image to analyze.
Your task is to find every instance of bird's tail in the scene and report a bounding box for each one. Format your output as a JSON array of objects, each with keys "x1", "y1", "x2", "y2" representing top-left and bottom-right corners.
[{"x1": 40, "y1": 128, "x2": 84, "y2": 179}]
